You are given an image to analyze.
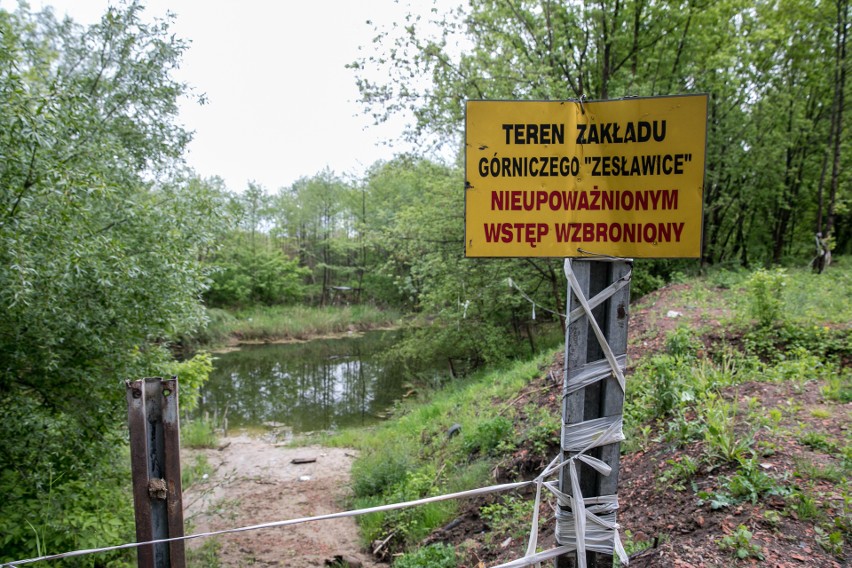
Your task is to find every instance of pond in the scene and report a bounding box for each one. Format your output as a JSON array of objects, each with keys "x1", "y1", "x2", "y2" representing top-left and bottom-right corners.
[{"x1": 197, "y1": 330, "x2": 442, "y2": 433}]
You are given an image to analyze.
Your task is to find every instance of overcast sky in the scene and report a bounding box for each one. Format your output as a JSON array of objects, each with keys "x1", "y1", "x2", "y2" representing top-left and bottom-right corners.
[{"x1": 17, "y1": 0, "x2": 452, "y2": 192}]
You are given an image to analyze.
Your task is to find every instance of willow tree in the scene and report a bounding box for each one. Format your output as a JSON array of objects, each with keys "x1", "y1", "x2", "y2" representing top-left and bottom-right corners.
[{"x1": 0, "y1": 3, "x2": 217, "y2": 559}]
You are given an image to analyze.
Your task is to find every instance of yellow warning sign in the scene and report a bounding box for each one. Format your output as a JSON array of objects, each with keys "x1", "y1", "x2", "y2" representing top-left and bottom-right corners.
[{"x1": 465, "y1": 95, "x2": 708, "y2": 258}]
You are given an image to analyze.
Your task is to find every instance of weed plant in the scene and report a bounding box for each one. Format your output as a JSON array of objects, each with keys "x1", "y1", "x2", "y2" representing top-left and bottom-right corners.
[
  {"x1": 182, "y1": 417, "x2": 219, "y2": 449},
  {"x1": 392, "y1": 542, "x2": 457, "y2": 568},
  {"x1": 480, "y1": 495, "x2": 535, "y2": 542},
  {"x1": 321, "y1": 265, "x2": 850, "y2": 562},
  {"x1": 716, "y1": 524, "x2": 764, "y2": 560}
]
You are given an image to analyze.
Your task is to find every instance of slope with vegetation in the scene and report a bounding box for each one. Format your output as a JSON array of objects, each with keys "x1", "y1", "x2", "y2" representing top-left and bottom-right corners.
[{"x1": 326, "y1": 263, "x2": 850, "y2": 567}]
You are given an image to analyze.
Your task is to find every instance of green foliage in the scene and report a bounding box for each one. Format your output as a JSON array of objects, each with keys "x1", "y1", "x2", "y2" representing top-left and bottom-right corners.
[
  {"x1": 799, "y1": 431, "x2": 840, "y2": 454},
  {"x1": 357, "y1": 467, "x2": 457, "y2": 548},
  {"x1": 716, "y1": 524, "x2": 764, "y2": 560},
  {"x1": 697, "y1": 490, "x2": 737, "y2": 511},
  {"x1": 0, "y1": 3, "x2": 220, "y2": 561},
  {"x1": 725, "y1": 458, "x2": 785, "y2": 504},
  {"x1": 814, "y1": 525, "x2": 845, "y2": 557},
  {"x1": 168, "y1": 351, "x2": 214, "y2": 414},
  {"x1": 328, "y1": 352, "x2": 550, "y2": 556},
  {"x1": 630, "y1": 266, "x2": 666, "y2": 299},
  {"x1": 358, "y1": 158, "x2": 566, "y2": 375},
  {"x1": 480, "y1": 495, "x2": 534, "y2": 540},
  {"x1": 182, "y1": 418, "x2": 219, "y2": 449},
  {"x1": 787, "y1": 489, "x2": 821, "y2": 520},
  {"x1": 822, "y1": 369, "x2": 852, "y2": 403},
  {"x1": 205, "y1": 244, "x2": 309, "y2": 308},
  {"x1": 393, "y1": 543, "x2": 457, "y2": 568},
  {"x1": 665, "y1": 326, "x2": 703, "y2": 359},
  {"x1": 702, "y1": 396, "x2": 755, "y2": 464},
  {"x1": 745, "y1": 268, "x2": 787, "y2": 328},
  {"x1": 463, "y1": 415, "x2": 515, "y2": 456},
  {"x1": 352, "y1": 451, "x2": 413, "y2": 499},
  {"x1": 657, "y1": 455, "x2": 699, "y2": 492},
  {"x1": 0, "y1": 450, "x2": 134, "y2": 564},
  {"x1": 522, "y1": 404, "x2": 561, "y2": 458}
]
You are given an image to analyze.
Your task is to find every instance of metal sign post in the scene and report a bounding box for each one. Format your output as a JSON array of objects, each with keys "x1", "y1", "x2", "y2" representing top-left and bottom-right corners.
[
  {"x1": 126, "y1": 377, "x2": 186, "y2": 568},
  {"x1": 556, "y1": 259, "x2": 630, "y2": 568},
  {"x1": 463, "y1": 94, "x2": 705, "y2": 566}
]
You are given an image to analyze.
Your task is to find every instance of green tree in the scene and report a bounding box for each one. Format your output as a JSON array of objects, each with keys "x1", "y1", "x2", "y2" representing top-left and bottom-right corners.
[
  {"x1": 0, "y1": 3, "x2": 217, "y2": 560},
  {"x1": 273, "y1": 169, "x2": 358, "y2": 304},
  {"x1": 352, "y1": 0, "x2": 850, "y2": 266},
  {"x1": 360, "y1": 157, "x2": 562, "y2": 373}
]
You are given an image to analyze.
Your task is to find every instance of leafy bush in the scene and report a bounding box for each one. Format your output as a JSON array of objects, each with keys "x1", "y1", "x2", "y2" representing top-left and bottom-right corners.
[
  {"x1": 393, "y1": 543, "x2": 457, "y2": 568},
  {"x1": 204, "y1": 246, "x2": 309, "y2": 308},
  {"x1": 665, "y1": 326, "x2": 702, "y2": 359},
  {"x1": 353, "y1": 451, "x2": 412, "y2": 499},
  {"x1": 744, "y1": 268, "x2": 787, "y2": 327},
  {"x1": 168, "y1": 351, "x2": 214, "y2": 413},
  {"x1": 182, "y1": 418, "x2": 219, "y2": 449},
  {"x1": 463, "y1": 416, "x2": 515, "y2": 456}
]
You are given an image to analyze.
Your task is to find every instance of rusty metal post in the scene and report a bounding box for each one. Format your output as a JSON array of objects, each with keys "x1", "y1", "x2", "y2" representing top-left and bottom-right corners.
[
  {"x1": 126, "y1": 377, "x2": 186, "y2": 568},
  {"x1": 556, "y1": 260, "x2": 630, "y2": 568}
]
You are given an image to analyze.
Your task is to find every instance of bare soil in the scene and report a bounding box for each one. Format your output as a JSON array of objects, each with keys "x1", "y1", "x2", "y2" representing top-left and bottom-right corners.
[{"x1": 183, "y1": 434, "x2": 379, "y2": 567}]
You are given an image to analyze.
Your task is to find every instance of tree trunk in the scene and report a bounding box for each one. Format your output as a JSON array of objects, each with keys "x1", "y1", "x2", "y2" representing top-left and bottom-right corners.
[{"x1": 826, "y1": 0, "x2": 848, "y2": 240}]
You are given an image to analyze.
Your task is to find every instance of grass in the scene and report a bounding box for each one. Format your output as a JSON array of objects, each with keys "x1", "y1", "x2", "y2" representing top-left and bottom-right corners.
[
  {"x1": 181, "y1": 417, "x2": 219, "y2": 449},
  {"x1": 200, "y1": 304, "x2": 402, "y2": 346},
  {"x1": 324, "y1": 349, "x2": 555, "y2": 552}
]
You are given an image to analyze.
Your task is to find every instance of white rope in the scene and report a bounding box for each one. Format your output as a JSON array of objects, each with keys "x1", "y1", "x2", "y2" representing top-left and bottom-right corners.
[{"x1": 1, "y1": 480, "x2": 533, "y2": 567}]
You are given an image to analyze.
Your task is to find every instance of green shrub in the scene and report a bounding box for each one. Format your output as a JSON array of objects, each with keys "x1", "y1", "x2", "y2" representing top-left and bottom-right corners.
[
  {"x1": 182, "y1": 418, "x2": 219, "y2": 449},
  {"x1": 463, "y1": 416, "x2": 515, "y2": 456},
  {"x1": 352, "y1": 451, "x2": 412, "y2": 499},
  {"x1": 744, "y1": 268, "x2": 787, "y2": 327},
  {"x1": 204, "y1": 246, "x2": 309, "y2": 308},
  {"x1": 393, "y1": 542, "x2": 457, "y2": 568},
  {"x1": 665, "y1": 326, "x2": 702, "y2": 359}
]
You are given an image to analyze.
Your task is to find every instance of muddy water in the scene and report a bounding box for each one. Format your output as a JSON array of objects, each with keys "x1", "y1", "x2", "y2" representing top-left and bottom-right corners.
[{"x1": 198, "y1": 329, "x2": 442, "y2": 432}]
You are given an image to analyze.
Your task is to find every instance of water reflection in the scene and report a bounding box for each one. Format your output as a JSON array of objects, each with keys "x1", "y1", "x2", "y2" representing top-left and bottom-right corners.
[{"x1": 198, "y1": 330, "x2": 424, "y2": 432}]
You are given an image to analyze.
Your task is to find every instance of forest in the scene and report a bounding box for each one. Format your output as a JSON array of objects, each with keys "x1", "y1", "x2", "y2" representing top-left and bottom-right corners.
[{"x1": 0, "y1": 0, "x2": 849, "y2": 565}]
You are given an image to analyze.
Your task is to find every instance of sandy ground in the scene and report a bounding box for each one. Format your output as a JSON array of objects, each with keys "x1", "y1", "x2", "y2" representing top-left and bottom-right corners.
[{"x1": 183, "y1": 433, "x2": 379, "y2": 567}]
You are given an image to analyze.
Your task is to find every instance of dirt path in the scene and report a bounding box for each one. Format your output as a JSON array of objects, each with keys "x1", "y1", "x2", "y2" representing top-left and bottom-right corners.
[{"x1": 183, "y1": 434, "x2": 379, "y2": 567}]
